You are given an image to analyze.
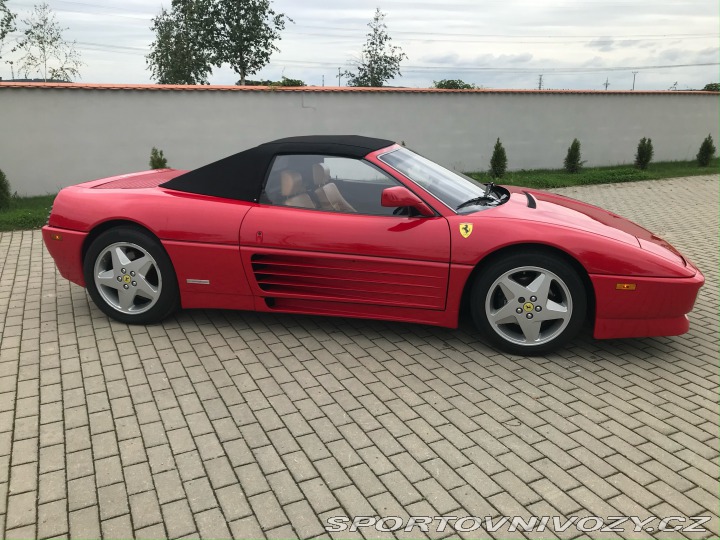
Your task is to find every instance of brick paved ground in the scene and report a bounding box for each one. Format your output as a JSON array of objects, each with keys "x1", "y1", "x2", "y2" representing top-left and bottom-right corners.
[{"x1": 0, "y1": 175, "x2": 717, "y2": 540}]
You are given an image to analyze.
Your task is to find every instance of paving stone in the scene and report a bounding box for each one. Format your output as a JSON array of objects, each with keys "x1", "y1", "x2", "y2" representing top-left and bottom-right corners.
[
  {"x1": 130, "y1": 490, "x2": 163, "y2": 529},
  {"x1": 196, "y1": 507, "x2": 233, "y2": 539},
  {"x1": 120, "y1": 436, "x2": 149, "y2": 467},
  {"x1": 147, "y1": 444, "x2": 175, "y2": 474},
  {"x1": 283, "y1": 450, "x2": 319, "y2": 482},
  {"x1": 607, "y1": 473, "x2": 662, "y2": 509},
  {"x1": 567, "y1": 465, "x2": 620, "y2": 499},
  {"x1": 216, "y1": 484, "x2": 252, "y2": 522},
  {"x1": 136, "y1": 523, "x2": 168, "y2": 539},
  {"x1": 98, "y1": 482, "x2": 129, "y2": 520},
  {"x1": 493, "y1": 470, "x2": 541, "y2": 506},
  {"x1": 122, "y1": 462, "x2": 152, "y2": 497},
  {"x1": 162, "y1": 499, "x2": 196, "y2": 538},
  {"x1": 286, "y1": 500, "x2": 326, "y2": 539},
  {"x1": 95, "y1": 454, "x2": 124, "y2": 488},
  {"x1": 646, "y1": 480, "x2": 705, "y2": 516},
  {"x1": 9, "y1": 462, "x2": 37, "y2": 495},
  {"x1": 222, "y1": 500, "x2": 261, "y2": 536},
  {"x1": 175, "y1": 450, "x2": 205, "y2": 482},
  {"x1": 315, "y1": 457, "x2": 352, "y2": 490},
  {"x1": 69, "y1": 506, "x2": 101, "y2": 539},
  {"x1": 184, "y1": 476, "x2": 217, "y2": 513},
  {"x1": 38, "y1": 469, "x2": 66, "y2": 504},
  {"x1": 101, "y1": 514, "x2": 133, "y2": 539},
  {"x1": 300, "y1": 477, "x2": 341, "y2": 514},
  {"x1": 530, "y1": 478, "x2": 582, "y2": 515},
  {"x1": 6, "y1": 490, "x2": 37, "y2": 529},
  {"x1": 37, "y1": 498, "x2": 68, "y2": 539},
  {"x1": 249, "y1": 491, "x2": 288, "y2": 530},
  {"x1": 415, "y1": 478, "x2": 459, "y2": 515},
  {"x1": 68, "y1": 475, "x2": 97, "y2": 511}
]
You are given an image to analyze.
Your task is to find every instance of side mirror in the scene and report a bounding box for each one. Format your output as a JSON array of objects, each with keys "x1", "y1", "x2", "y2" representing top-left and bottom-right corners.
[{"x1": 381, "y1": 186, "x2": 434, "y2": 217}]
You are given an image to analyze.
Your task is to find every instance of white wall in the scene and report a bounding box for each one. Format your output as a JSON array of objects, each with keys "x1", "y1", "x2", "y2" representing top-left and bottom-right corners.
[{"x1": 1, "y1": 85, "x2": 718, "y2": 196}]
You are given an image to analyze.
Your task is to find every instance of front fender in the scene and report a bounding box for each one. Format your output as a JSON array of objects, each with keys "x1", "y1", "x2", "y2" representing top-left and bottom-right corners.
[{"x1": 449, "y1": 216, "x2": 694, "y2": 279}]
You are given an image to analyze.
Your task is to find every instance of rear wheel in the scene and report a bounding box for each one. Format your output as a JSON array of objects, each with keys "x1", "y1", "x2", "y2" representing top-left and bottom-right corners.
[
  {"x1": 83, "y1": 227, "x2": 179, "y2": 324},
  {"x1": 471, "y1": 252, "x2": 586, "y2": 355}
]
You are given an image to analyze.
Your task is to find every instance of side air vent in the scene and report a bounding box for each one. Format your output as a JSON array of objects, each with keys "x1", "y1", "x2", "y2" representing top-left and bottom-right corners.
[{"x1": 251, "y1": 253, "x2": 446, "y2": 310}]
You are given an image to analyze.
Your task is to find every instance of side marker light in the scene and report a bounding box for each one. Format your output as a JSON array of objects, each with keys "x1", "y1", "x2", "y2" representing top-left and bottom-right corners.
[{"x1": 615, "y1": 283, "x2": 636, "y2": 291}]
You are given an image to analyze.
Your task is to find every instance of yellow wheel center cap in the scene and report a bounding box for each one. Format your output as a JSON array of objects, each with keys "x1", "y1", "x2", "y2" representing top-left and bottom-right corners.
[
  {"x1": 523, "y1": 302, "x2": 534, "y2": 312},
  {"x1": 123, "y1": 275, "x2": 131, "y2": 283}
]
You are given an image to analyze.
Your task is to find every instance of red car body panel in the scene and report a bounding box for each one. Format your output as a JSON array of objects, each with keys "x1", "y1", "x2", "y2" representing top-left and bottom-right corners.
[{"x1": 43, "y1": 143, "x2": 704, "y2": 341}]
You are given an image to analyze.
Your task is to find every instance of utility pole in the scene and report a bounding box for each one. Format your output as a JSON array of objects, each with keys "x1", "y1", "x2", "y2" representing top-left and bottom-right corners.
[
  {"x1": 537, "y1": 74, "x2": 543, "y2": 90},
  {"x1": 322, "y1": 75, "x2": 324, "y2": 87},
  {"x1": 603, "y1": 77, "x2": 610, "y2": 90},
  {"x1": 631, "y1": 71, "x2": 638, "y2": 91},
  {"x1": 337, "y1": 68, "x2": 342, "y2": 86}
]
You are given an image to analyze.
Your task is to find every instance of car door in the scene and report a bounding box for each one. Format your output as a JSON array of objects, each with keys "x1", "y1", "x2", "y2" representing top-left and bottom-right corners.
[{"x1": 240, "y1": 154, "x2": 450, "y2": 311}]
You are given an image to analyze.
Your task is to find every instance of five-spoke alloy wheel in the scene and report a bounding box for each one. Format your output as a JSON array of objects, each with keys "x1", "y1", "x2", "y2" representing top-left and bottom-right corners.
[
  {"x1": 471, "y1": 252, "x2": 587, "y2": 355},
  {"x1": 84, "y1": 227, "x2": 178, "y2": 324}
]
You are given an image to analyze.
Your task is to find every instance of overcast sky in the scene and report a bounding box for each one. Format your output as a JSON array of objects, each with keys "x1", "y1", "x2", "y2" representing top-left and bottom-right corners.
[{"x1": 3, "y1": 0, "x2": 719, "y2": 90}]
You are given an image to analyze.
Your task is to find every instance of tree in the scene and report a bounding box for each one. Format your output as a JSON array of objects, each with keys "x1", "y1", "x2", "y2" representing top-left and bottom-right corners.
[
  {"x1": 564, "y1": 138, "x2": 584, "y2": 173},
  {"x1": 0, "y1": 0, "x2": 16, "y2": 61},
  {"x1": 489, "y1": 138, "x2": 507, "y2": 178},
  {"x1": 697, "y1": 134, "x2": 716, "y2": 167},
  {"x1": 344, "y1": 9, "x2": 407, "y2": 87},
  {"x1": 702, "y1": 83, "x2": 719, "y2": 92},
  {"x1": 150, "y1": 147, "x2": 169, "y2": 169},
  {"x1": 147, "y1": 0, "x2": 214, "y2": 85},
  {"x1": 634, "y1": 137, "x2": 653, "y2": 170},
  {"x1": 277, "y1": 76, "x2": 304, "y2": 87},
  {"x1": 0, "y1": 169, "x2": 11, "y2": 211},
  {"x1": 15, "y1": 3, "x2": 82, "y2": 81},
  {"x1": 209, "y1": 0, "x2": 290, "y2": 86},
  {"x1": 243, "y1": 76, "x2": 305, "y2": 86},
  {"x1": 433, "y1": 79, "x2": 476, "y2": 90}
]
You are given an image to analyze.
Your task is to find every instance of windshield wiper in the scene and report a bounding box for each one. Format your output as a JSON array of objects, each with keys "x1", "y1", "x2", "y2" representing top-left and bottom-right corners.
[
  {"x1": 456, "y1": 196, "x2": 495, "y2": 210},
  {"x1": 456, "y1": 183, "x2": 498, "y2": 210}
]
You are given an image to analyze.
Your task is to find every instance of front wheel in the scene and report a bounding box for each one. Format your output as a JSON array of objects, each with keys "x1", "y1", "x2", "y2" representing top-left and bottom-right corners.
[
  {"x1": 471, "y1": 252, "x2": 587, "y2": 355},
  {"x1": 83, "y1": 227, "x2": 179, "y2": 324}
]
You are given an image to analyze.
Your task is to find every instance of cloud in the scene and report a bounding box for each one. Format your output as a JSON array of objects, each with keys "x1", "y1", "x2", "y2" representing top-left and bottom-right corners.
[
  {"x1": 587, "y1": 37, "x2": 615, "y2": 53},
  {"x1": 2, "y1": 0, "x2": 717, "y2": 90}
]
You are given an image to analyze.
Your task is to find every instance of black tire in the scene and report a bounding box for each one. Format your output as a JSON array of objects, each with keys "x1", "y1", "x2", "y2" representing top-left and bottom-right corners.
[
  {"x1": 83, "y1": 226, "x2": 179, "y2": 324},
  {"x1": 471, "y1": 251, "x2": 587, "y2": 355}
]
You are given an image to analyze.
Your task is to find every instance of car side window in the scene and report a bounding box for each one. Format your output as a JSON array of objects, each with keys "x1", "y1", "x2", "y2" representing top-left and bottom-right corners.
[{"x1": 261, "y1": 154, "x2": 404, "y2": 216}]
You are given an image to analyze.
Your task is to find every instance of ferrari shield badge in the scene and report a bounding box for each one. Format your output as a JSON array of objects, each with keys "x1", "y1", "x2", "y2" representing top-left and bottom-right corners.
[{"x1": 459, "y1": 223, "x2": 473, "y2": 238}]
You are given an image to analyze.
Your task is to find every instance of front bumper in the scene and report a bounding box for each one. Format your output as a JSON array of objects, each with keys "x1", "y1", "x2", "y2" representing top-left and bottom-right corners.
[
  {"x1": 591, "y1": 268, "x2": 705, "y2": 339},
  {"x1": 42, "y1": 226, "x2": 88, "y2": 287}
]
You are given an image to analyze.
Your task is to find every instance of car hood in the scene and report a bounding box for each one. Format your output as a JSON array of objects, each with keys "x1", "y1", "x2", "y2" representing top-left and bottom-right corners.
[{"x1": 500, "y1": 187, "x2": 686, "y2": 265}]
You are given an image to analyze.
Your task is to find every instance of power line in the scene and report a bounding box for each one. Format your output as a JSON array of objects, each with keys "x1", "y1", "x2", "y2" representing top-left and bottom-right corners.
[
  {"x1": 283, "y1": 30, "x2": 718, "y2": 45},
  {"x1": 291, "y1": 26, "x2": 718, "y2": 39},
  {"x1": 269, "y1": 59, "x2": 720, "y2": 74}
]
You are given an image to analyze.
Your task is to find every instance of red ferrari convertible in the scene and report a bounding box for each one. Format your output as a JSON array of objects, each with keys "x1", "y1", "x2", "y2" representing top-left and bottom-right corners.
[{"x1": 43, "y1": 135, "x2": 704, "y2": 354}]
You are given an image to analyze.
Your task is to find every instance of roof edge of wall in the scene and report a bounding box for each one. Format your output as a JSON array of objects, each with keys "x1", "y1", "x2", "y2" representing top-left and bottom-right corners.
[{"x1": 1, "y1": 81, "x2": 718, "y2": 95}]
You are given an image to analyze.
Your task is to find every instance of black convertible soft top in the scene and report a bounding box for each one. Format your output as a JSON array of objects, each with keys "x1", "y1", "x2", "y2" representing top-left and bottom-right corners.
[{"x1": 160, "y1": 135, "x2": 396, "y2": 202}]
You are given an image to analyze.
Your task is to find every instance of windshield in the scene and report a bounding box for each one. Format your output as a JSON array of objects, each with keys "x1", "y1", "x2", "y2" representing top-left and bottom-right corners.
[{"x1": 378, "y1": 147, "x2": 490, "y2": 213}]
